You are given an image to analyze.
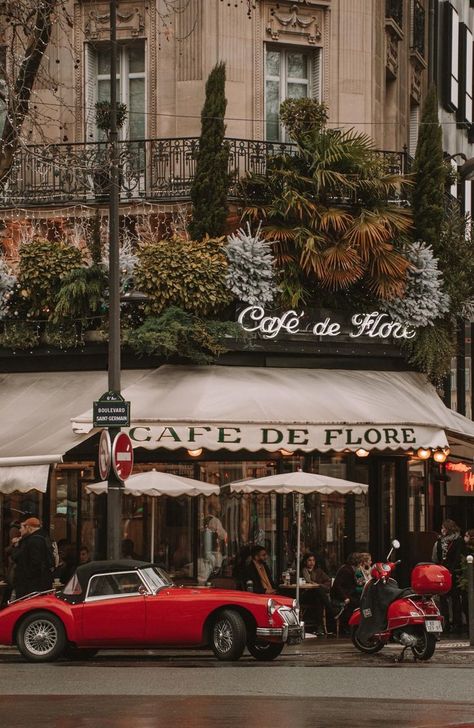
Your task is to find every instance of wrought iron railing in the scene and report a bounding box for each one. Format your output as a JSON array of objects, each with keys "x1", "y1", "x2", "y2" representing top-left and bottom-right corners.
[
  {"x1": 0, "y1": 137, "x2": 409, "y2": 208},
  {"x1": 386, "y1": 0, "x2": 403, "y2": 28}
]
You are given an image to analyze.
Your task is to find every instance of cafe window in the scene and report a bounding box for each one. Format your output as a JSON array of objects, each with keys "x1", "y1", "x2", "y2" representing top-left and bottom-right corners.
[
  {"x1": 265, "y1": 45, "x2": 322, "y2": 141},
  {"x1": 197, "y1": 460, "x2": 280, "y2": 584}
]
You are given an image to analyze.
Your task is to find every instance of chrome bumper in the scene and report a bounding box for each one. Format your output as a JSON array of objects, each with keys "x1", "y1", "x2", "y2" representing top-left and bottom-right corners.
[{"x1": 256, "y1": 623, "x2": 304, "y2": 644}]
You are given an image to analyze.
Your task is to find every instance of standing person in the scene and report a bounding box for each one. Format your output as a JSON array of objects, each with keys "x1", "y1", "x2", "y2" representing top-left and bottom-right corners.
[
  {"x1": 432, "y1": 519, "x2": 464, "y2": 633},
  {"x1": 11, "y1": 517, "x2": 54, "y2": 599},
  {"x1": 79, "y1": 546, "x2": 91, "y2": 565},
  {"x1": 243, "y1": 545, "x2": 277, "y2": 594},
  {"x1": 301, "y1": 552, "x2": 332, "y2": 636},
  {"x1": 459, "y1": 529, "x2": 474, "y2": 629},
  {"x1": 331, "y1": 553, "x2": 361, "y2": 634}
]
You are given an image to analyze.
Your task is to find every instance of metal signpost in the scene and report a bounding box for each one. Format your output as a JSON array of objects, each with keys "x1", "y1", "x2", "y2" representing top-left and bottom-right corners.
[{"x1": 467, "y1": 555, "x2": 474, "y2": 646}]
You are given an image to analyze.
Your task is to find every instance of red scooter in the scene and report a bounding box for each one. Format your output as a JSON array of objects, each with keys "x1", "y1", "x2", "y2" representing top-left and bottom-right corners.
[{"x1": 349, "y1": 540, "x2": 452, "y2": 661}]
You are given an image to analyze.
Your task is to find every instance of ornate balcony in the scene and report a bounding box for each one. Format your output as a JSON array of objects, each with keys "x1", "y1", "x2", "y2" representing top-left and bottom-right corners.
[{"x1": 0, "y1": 137, "x2": 410, "y2": 209}]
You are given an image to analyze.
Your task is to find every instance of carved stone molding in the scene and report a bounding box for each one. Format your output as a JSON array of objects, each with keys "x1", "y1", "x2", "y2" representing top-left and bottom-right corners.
[
  {"x1": 385, "y1": 19, "x2": 403, "y2": 80},
  {"x1": 84, "y1": 4, "x2": 145, "y2": 40},
  {"x1": 266, "y1": 3, "x2": 323, "y2": 45},
  {"x1": 410, "y1": 50, "x2": 427, "y2": 103}
]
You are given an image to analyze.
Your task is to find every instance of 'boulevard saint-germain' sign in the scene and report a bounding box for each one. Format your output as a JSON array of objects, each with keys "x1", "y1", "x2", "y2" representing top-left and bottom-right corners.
[{"x1": 236, "y1": 306, "x2": 416, "y2": 340}]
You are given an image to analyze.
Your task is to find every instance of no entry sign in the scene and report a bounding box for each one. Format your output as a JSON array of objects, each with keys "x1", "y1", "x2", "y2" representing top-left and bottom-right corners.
[{"x1": 112, "y1": 432, "x2": 134, "y2": 481}]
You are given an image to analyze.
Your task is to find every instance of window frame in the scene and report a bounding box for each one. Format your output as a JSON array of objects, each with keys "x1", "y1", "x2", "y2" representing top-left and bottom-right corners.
[
  {"x1": 85, "y1": 40, "x2": 146, "y2": 142},
  {"x1": 85, "y1": 570, "x2": 149, "y2": 602},
  {"x1": 264, "y1": 45, "x2": 320, "y2": 142}
]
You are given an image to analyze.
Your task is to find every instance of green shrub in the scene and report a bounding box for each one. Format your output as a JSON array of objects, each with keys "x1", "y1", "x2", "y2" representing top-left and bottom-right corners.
[
  {"x1": 54, "y1": 264, "x2": 107, "y2": 323},
  {"x1": 18, "y1": 239, "x2": 83, "y2": 319},
  {"x1": 0, "y1": 321, "x2": 40, "y2": 350},
  {"x1": 124, "y1": 307, "x2": 244, "y2": 364},
  {"x1": 134, "y1": 236, "x2": 231, "y2": 316}
]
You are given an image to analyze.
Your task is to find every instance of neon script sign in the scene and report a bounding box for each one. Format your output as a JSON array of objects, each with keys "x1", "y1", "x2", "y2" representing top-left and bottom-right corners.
[
  {"x1": 446, "y1": 462, "x2": 474, "y2": 493},
  {"x1": 237, "y1": 307, "x2": 417, "y2": 341}
]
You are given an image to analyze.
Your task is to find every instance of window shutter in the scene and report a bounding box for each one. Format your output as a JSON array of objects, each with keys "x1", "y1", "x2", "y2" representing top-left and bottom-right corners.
[
  {"x1": 84, "y1": 44, "x2": 98, "y2": 142},
  {"x1": 442, "y1": 2, "x2": 459, "y2": 112},
  {"x1": 311, "y1": 48, "x2": 322, "y2": 101},
  {"x1": 466, "y1": 29, "x2": 473, "y2": 125},
  {"x1": 457, "y1": 24, "x2": 473, "y2": 125},
  {"x1": 408, "y1": 104, "x2": 419, "y2": 157}
]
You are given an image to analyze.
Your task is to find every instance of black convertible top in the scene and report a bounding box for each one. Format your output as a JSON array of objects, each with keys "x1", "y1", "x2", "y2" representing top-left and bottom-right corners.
[{"x1": 75, "y1": 559, "x2": 153, "y2": 592}]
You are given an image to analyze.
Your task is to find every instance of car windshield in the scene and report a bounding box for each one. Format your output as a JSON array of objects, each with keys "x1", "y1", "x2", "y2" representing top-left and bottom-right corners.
[{"x1": 141, "y1": 566, "x2": 174, "y2": 591}]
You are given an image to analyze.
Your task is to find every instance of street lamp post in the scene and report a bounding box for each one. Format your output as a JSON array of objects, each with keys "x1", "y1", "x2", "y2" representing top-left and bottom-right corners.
[{"x1": 106, "y1": 0, "x2": 123, "y2": 560}]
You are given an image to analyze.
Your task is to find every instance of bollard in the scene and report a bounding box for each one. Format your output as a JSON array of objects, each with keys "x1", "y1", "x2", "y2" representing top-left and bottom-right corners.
[{"x1": 467, "y1": 555, "x2": 474, "y2": 647}]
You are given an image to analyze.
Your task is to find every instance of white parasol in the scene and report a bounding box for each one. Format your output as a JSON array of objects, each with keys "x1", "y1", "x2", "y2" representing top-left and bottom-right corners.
[{"x1": 87, "y1": 470, "x2": 219, "y2": 561}]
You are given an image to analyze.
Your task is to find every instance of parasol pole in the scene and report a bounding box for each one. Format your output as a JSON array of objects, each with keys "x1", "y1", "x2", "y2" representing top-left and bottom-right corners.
[
  {"x1": 295, "y1": 492, "x2": 302, "y2": 607},
  {"x1": 150, "y1": 498, "x2": 156, "y2": 562}
]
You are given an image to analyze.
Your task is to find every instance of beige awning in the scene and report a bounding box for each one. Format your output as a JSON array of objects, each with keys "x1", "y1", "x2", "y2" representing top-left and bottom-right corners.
[
  {"x1": 72, "y1": 365, "x2": 474, "y2": 455},
  {"x1": 0, "y1": 369, "x2": 153, "y2": 493}
]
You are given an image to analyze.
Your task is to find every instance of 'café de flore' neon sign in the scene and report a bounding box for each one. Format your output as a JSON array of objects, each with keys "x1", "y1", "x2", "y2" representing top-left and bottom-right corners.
[{"x1": 237, "y1": 306, "x2": 416, "y2": 341}]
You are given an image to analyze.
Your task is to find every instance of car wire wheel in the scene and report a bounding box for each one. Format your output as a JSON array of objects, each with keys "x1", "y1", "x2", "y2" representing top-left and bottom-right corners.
[
  {"x1": 210, "y1": 609, "x2": 247, "y2": 661},
  {"x1": 17, "y1": 611, "x2": 66, "y2": 663}
]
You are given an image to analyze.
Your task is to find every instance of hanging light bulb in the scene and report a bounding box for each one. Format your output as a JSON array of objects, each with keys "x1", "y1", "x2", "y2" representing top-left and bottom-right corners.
[
  {"x1": 433, "y1": 449, "x2": 447, "y2": 463},
  {"x1": 187, "y1": 448, "x2": 203, "y2": 457},
  {"x1": 355, "y1": 448, "x2": 369, "y2": 458},
  {"x1": 417, "y1": 447, "x2": 431, "y2": 460}
]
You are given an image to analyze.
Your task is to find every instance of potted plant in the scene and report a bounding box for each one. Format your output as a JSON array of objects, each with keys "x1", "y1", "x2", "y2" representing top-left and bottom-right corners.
[{"x1": 93, "y1": 101, "x2": 127, "y2": 200}]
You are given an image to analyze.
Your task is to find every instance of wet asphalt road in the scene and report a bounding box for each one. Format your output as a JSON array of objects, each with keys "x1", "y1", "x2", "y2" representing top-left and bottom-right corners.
[{"x1": 0, "y1": 642, "x2": 473, "y2": 727}]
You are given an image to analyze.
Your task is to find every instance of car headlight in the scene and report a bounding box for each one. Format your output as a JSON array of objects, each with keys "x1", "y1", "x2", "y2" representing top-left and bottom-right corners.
[{"x1": 267, "y1": 598, "x2": 278, "y2": 616}]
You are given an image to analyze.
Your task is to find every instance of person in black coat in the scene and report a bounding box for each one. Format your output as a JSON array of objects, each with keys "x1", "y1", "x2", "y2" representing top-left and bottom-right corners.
[
  {"x1": 243, "y1": 545, "x2": 277, "y2": 594},
  {"x1": 331, "y1": 553, "x2": 361, "y2": 633},
  {"x1": 11, "y1": 517, "x2": 53, "y2": 599},
  {"x1": 432, "y1": 519, "x2": 464, "y2": 632}
]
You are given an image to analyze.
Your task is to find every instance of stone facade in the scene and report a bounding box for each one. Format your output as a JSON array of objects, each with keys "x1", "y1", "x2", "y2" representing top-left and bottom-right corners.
[{"x1": 29, "y1": 0, "x2": 428, "y2": 151}]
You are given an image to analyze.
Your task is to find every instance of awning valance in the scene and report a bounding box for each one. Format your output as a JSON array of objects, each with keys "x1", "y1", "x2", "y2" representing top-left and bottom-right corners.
[{"x1": 72, "y1": 365, "x2": 474, "y2": 454}]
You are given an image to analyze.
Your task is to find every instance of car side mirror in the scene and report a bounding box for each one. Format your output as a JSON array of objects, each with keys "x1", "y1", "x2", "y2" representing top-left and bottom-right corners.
[{"x1": 138, "y1": 585, "x2": 148, "y2": 595}]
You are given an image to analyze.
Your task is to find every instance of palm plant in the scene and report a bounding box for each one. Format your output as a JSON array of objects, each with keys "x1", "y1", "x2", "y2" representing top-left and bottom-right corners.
[{"x1": 242, "y1": 122, "x2": 412, "y2": 299}]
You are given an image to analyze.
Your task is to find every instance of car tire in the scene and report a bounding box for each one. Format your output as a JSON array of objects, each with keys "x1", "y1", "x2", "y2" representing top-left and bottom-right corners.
[
  {"x1": 64, "y1": 646, "x2": 99, "y2": 660},
  {"x1": 350, "y1": 626, "x2": 385, "y2": 654},
  {"x1": 211, "y1": 609, "x2": 247, "y2": 661},
  {"x1": 411, "y1": 631, "x2": 436, "y2": 661},
  {"x1": 17, "y1": 611, "x2": 66, "y2": 663},
  {"x1": 247, "y1": 641, "x2": 284, "y2": 661}
]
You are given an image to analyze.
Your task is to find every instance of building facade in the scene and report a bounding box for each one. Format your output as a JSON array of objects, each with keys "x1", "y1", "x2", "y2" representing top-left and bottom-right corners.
[{"x1": 5, "y1": 1, "x2": 471, "y2": 592}]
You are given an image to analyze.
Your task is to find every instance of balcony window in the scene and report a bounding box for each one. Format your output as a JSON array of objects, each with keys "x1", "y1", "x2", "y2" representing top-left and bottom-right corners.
[
  {"x1": 265, "y1": 46, "x2": 321, "y2": 142},
  {"x1": 410, "y1": 0, "x2": 425, "y2": 57},
  {"x1": 85, "y1": 41, "x2": 146, "y2": 142},
  {"x1": 386, "y1": 0, "x2": 403, "y2": 28}
]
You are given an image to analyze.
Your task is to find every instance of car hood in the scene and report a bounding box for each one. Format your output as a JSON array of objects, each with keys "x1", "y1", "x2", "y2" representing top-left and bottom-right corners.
[{"x1": 181, "y1": 587, "x2": 294, "y2": 608}]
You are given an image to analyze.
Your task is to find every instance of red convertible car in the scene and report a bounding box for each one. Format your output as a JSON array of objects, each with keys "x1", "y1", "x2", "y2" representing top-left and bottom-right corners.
[{"x1": 0, "y1": 560, "x2": 303, "y2": 662}]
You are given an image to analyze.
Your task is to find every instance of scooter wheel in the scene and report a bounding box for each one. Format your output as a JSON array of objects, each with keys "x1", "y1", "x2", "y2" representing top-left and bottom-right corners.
[
  {"x1": 350, "y1": 626, "x2": 385, "y2": 654},
  {"x1": 411, "y1": 631, "x2": 436, "y2": 661}
]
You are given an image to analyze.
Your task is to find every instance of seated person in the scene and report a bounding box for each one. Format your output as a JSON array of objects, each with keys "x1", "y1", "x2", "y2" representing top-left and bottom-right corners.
[
  {"x1": 301, "y1": 552, "x2": 333, "y2": 636},
  {"x1": 331, "y1": 553, "x2": 361, "y2": 633},
  {"x1": 243, "y1": 545, "x2": 277, "y2": 594}
]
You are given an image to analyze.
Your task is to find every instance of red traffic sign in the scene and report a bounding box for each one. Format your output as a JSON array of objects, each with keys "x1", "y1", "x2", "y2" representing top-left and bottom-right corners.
[
  {"x1": 98, "y1": 429, "x2": 112, "y2": 480},
  {"x1": 112, "y1": 432, "x2": 134, "y2": 481}
]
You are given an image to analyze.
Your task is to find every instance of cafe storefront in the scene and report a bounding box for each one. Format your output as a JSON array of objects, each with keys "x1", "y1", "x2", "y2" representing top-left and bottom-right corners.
[{"x1": 2, "y1": 364, "x2": 474, "y2": 585}]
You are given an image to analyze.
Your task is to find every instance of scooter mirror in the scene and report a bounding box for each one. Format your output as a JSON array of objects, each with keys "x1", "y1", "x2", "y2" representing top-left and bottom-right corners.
[{"x1": 391, "y1": 539, "x2": 400, "y2": 550}]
